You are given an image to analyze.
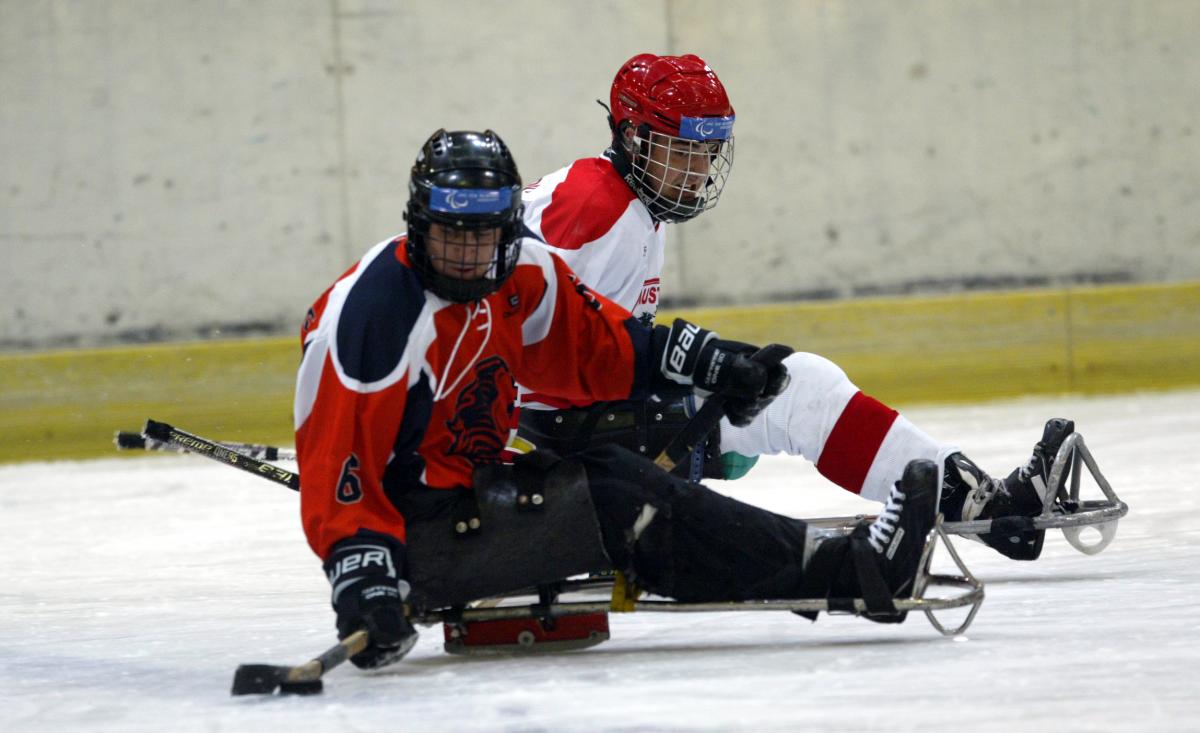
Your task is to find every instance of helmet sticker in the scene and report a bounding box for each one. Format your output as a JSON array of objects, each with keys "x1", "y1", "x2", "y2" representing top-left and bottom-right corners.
[
  {"x1": 678, "y1": 115, "x2": 735, "y2": 141},
  {"x1": 430, "y1": 186, "x2": 513, "y2": 214}
]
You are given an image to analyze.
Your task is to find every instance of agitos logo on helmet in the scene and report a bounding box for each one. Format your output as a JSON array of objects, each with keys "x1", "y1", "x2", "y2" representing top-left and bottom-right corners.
[{"x1": 607, "y1": 53, "x2": 736, "y2": 223}]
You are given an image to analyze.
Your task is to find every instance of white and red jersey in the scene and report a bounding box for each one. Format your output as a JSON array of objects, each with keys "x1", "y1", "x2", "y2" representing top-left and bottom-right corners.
[
  {"x1": 295, "y1": 235, "x2": 654, "y2": 559},
  {"x1": 522, "y1": 154, "x2": 665, "y2": 327}
]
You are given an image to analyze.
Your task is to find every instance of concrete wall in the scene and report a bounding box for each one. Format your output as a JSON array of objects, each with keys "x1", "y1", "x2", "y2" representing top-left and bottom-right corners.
[{"x1": 2, "y1": 0, "x2": 1198, "y2": 350}]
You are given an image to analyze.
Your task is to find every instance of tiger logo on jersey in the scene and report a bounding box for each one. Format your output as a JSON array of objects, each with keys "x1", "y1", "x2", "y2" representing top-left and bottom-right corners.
[{"x1": 445, "y1": 356, "x2": 516, "y2": 464}]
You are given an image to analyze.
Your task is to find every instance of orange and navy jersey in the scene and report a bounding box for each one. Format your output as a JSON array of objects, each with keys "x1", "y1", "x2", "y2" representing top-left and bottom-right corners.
[{"x1": 294, "y1": 235, "x2": 654, "y2": 559}]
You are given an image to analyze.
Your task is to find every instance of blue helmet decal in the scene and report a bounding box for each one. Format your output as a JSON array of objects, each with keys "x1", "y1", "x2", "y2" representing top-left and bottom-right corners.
[
  {"x1": 678, "y1": 115, "x2": 735, "y2": 141},
  {"x1": 430, "y1": 186, "x2": 513, "y2": 214}
]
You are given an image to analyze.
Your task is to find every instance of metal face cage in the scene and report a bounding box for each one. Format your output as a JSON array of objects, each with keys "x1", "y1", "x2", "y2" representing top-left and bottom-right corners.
[{"x1": 627, "y1": 126, "x2": 734, "y2": 223}]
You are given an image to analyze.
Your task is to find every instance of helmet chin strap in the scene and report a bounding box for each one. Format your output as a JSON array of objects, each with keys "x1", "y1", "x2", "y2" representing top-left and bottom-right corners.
[
  {"x1": 604, "y1": 120, "x2": 652, "y2": 216},
  {"x1": 597, "y1": 101, "x2": 633, "y2": 182}
]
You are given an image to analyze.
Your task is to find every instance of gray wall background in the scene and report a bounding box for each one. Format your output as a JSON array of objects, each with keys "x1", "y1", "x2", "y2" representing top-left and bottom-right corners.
[{"x1": 2, "y1": 0, "x2": 1198, "y2": 350}]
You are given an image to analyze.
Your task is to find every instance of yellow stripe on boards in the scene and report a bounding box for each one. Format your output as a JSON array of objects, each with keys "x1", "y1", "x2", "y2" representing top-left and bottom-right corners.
[
  {"x1": 2, "y1": 281, "x2": 1198, "y2": 464},
  {"x1": 0, "y1": 338, "x2": 298, "y2": 464},
  {"x1": 660, "y1": 280, "x2": 1200, "y2": 405}
]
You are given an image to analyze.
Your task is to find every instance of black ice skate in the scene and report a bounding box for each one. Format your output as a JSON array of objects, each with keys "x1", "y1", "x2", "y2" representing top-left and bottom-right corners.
[
  {"x1": 940, "y1": 418, "x2": 1075, "y2": 561},
  {"x1": 801, "y1": 458, "x2": 939, "y2": 624}
]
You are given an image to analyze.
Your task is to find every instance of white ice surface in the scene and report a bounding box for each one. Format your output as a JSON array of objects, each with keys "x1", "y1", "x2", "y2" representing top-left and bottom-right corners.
[{"x1": 3, "y1": 390, "x2": 1200, "y2": 732}]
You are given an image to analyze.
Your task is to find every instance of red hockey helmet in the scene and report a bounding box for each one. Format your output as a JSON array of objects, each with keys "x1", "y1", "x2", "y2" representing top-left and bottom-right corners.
[
  {"x1": 609, "y1": 53, "x2": 734, "y2": 136},
  {"x1": 607, "y1": 54, "x2": 735, "y2": 223}
]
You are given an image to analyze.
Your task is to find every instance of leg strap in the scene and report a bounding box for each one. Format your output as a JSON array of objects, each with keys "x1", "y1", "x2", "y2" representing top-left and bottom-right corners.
[
  {"x1": 794, "y1": 522, "x2": 903, "y2": 622},
  {"x1": 847, "y1": 524, "x2": 900, "y2": 620}
]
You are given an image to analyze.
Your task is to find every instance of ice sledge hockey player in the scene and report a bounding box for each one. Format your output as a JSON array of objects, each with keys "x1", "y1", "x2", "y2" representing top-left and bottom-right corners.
[
  {"x1": 517, "y1": 52, "x2": 1074, "y2": 562},
  {"x1": 295, "y1": 129, "x2": 941, "y2": 669}
]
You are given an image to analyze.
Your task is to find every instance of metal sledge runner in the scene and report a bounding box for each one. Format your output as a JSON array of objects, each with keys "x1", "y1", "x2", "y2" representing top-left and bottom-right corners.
[
  {"x1": 421, "y1": 510, "x2": 985, "y2": 652},
  {"x1": 233, "y1": 511, "x2": 982, "y2": 696}
]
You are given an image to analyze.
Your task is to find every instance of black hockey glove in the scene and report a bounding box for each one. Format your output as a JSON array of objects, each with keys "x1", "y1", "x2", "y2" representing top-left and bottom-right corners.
[
  {"x1": 658, "y1": 318, "x2": 792, "y2": 427},
  {"x1": 324, "y1": 533, "x2": 419, "y2": 670}
]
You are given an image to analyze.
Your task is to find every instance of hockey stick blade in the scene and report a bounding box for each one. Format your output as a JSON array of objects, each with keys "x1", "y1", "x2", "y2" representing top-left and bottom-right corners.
[
  {"x1": 114, "y1": 431, "x2": 148, "y2": 451},
  {"x1": 230, "y1": 630, "x2": 368, "y2": 696},
  {"x1": 231, "y1": 664, "x2": 321, "y2": 696}
]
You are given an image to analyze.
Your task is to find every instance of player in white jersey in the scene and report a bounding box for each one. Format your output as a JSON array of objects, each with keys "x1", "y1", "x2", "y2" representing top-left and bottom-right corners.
[{"x1": 518, "y1": 53, "x2": 1073, "y2": 561}]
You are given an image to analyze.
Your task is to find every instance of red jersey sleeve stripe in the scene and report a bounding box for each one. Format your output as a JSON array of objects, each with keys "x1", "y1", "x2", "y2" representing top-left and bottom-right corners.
[{"x1": 538, "y1": 159, "x2": 636, "y2": 251}]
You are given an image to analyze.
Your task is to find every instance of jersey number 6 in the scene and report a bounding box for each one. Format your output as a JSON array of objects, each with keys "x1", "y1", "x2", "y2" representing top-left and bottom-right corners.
[{"x1": 336, "y1": 453, "x2": 363, "y2": 504}]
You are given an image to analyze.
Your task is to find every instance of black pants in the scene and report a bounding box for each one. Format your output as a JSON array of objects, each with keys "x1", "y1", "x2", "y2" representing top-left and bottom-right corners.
[
  {"x1": 580, "y1": 445, "x2": 811, "y2": 602},
  {"x1": 402, "y1": 445, "x2": 812, "y2": 610}
]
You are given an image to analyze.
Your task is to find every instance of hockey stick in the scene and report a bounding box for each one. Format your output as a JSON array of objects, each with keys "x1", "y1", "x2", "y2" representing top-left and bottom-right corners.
[
  {"x1": 230, "y1": 630, "x2": 368, "y2": 696},
  {"x1": 653, "y1": 394, "x2": 726, "y2": 472},
  {"x1": 140, "y1": 419, "x2": 299, "y2": 491},
  {"x1": 129, "y1": 343, "x2": 794, "y2": 493},
  {"x1": 114, "y1": 430, "x2": 296, "y2": 461},
  {"x1": 124, "y1": 389, "x2": 725, "y2": 491},
  {"x1": 124, "y1": 419, "x2": 1124, "y2": 554},
  {"x1": 656, "y1": 342, "x2": 794, "y2": 471}
]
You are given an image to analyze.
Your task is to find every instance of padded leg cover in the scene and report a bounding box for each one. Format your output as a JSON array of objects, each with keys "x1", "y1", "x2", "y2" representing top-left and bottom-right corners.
[
  {"x1": 403, "y1": 462, "x2": 612, "y2": 611},
  {"x1": 577, "y1": 445, "x2": 811, "y2": 602}
]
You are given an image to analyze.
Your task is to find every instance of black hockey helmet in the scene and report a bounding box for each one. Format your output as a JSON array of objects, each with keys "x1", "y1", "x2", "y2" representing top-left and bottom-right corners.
[{"x1": 405, "y1": 129, "x2": 524, "y2": 303}]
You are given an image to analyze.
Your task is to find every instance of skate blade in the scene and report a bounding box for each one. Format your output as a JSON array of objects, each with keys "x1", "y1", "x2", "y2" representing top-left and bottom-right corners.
[
  {"x1": 948, "y1": 432, "x2": 1127, "y2": 555},
  {"x1": 807, "y1": 432, "x2": 1128, "y2": 557}
]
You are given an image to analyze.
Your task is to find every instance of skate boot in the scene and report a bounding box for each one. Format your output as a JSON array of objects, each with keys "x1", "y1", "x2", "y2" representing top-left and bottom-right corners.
[
  {"x1": 800, "y1": 459, "x2": 939, "y2": 624},
  {"x1": 940, "y1": 418, "x2": 1075, "y2": 561}
]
